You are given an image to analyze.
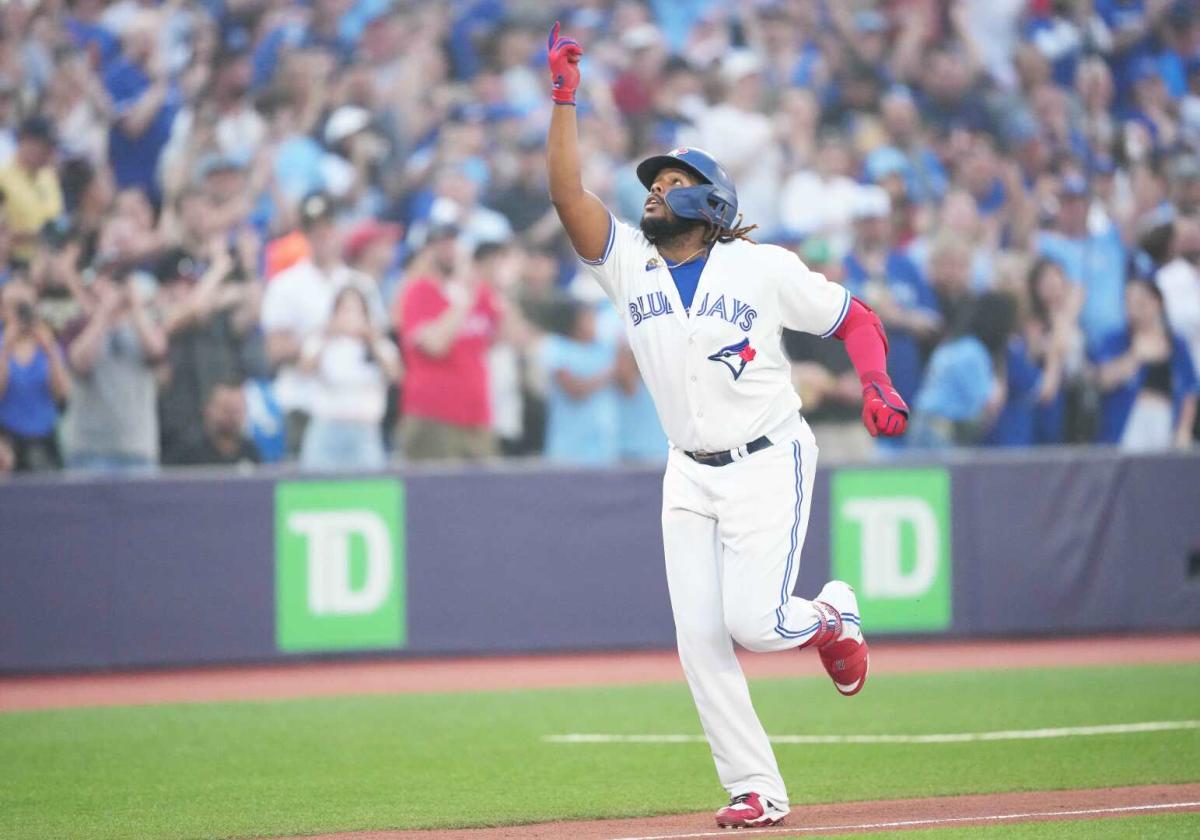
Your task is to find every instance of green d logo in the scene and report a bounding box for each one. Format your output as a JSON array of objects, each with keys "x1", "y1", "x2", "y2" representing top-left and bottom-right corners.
[
  {"x1": 275, "y1": 480, "x2": 406, "y2": 652},
  {"x1": 831, "y1": 468, "x2": 951, "y2": 633}
]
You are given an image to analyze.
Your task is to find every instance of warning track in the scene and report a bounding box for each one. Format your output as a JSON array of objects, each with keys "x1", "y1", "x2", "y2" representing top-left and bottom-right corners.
[{"x1": 3, "y1": 633, "x2": 1198, "y2": 712}]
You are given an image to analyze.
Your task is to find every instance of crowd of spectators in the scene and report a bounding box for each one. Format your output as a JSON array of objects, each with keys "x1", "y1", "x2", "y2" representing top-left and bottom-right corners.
[{"x1": 0, "y1": 0, "x2": 1198, "y2": 477}]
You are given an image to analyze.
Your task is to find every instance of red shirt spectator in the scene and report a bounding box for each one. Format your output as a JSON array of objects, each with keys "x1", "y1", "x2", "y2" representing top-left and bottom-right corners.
[{"x1": 396, "y1": 275, "x2": 499, "y2": 428}]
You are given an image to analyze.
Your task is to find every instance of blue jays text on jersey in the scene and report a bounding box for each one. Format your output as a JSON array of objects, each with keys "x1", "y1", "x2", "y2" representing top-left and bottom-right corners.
[{"x1": 630, "y1": 291, "x2": 758, "y2": 331}]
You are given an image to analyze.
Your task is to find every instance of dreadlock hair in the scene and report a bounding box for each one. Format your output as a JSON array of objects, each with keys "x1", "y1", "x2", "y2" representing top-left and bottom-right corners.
[{"x1": 705, "y1": 213, "x2": 759, "y2": 245}]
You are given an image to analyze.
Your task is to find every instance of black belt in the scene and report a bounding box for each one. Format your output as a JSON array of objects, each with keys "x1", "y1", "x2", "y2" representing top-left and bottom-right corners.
[{"x1": 684, "y1": 435, "x2": 773, "y2": 467}]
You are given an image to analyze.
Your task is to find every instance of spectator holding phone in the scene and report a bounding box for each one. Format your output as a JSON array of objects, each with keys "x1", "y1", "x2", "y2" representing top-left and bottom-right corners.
[
  {"x1": 60, "y1": 262, "x2": 167, "y2": 472},
  {"x1": 299, "y1": 285, "x2": 400, "y2": 471},
  {"x1": 0, "y1": 280, "x2": 70, "y2": 471},
  {"x1": 261, "y1": 191, "x2": 385, "y2": 456}
]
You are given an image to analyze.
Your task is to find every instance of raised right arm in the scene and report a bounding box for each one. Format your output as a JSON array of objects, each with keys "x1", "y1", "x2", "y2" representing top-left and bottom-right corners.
[{"x1": 545, "y1": 22, "x2": 611, "y2": 263}]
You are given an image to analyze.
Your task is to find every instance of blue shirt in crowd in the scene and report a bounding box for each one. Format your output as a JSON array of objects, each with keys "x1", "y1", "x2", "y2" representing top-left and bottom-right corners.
[
  {"x1": 984, "y1": 335, "x2": 1065, "y2": 447},
  {"x1": 1035, "y1": 227, "x2": 1127, "y2": 353},
  {"x1": 1090, "y1": 329, "x2": 1198, "y2": 444},
  {"x1": 104, "y1": 58, "x2": 180, "y2": 201},
  {"x1": 914, "y1": 335, "x2": 994, "y2": 423},
  {"x1": 617, "y1": 374, "x2": 668, "y2": 463},
  {"x1": 65, "y1": 17, "x2": 120, "y2": 68},
  {"x1": 1095, "y1": 0, "x2": 1153, "y2": 104},
  {"x1": 1023, "y1": 15, "x2": 1084, "y2": 88},
  {"x1": 273, "y1": 135, "x2": 327, "y2": 202},
  {"x1": 0, "y1": 331, "x2": 58, "y2": 439},
  {"x1": 842, "y1": 250, "x2": 938, "y2": 403},
  {"x1": 541, "y1": 333, "x2": 619, "y2": 466}
]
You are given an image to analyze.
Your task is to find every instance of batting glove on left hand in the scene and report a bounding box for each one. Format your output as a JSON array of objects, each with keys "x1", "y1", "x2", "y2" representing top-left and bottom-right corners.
[
  {"x1": 547, "y1": 21, "x2": 582, "y2": 105},
  {"x1": 860, "y1": 371, "x2": 909, "y2": 437}
]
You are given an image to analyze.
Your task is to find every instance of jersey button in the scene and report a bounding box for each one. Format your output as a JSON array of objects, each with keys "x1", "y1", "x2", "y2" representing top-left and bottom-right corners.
[{"x1": 690, "y1": 375, "x2": 697, "y2": 382}]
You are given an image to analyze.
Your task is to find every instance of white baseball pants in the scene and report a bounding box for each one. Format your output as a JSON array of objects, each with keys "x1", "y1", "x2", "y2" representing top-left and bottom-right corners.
[{"x1": 661, "y1": 413, "x2": 823, "y2": 806}]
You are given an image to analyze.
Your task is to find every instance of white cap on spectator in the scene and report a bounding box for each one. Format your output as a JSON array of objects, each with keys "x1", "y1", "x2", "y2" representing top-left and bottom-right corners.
[
  {"x1": 852, "y1": 185, "x2": 892, "y2": 220},
  {"x1": 621, "y1": 24, "x2": 660, "y2": 52},
  {"x1": 324, "y1": 106, "x2": 372, "y2": 147},
  {"x1": 721, "y1": 50, "x2": 763, "y2": 83}
]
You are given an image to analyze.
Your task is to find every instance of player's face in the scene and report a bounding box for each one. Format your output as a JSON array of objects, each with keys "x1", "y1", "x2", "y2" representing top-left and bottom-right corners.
[{"x1": 643, "y1": 167, "x2": 699, "y2": 222}]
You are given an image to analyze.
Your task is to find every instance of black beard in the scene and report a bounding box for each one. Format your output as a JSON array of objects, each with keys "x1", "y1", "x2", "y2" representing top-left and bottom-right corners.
[{"x1": 640, "y1": 211, "x2": 704, "y2": 245}]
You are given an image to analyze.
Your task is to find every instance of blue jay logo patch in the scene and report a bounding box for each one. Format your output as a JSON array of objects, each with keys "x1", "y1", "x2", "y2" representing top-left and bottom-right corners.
[
  {"x1": 708, "y1": 338, "x2": 757, "y2": 380},
  {"x1": 645, "y1": 258, "x2": 661, "y2": 271}
]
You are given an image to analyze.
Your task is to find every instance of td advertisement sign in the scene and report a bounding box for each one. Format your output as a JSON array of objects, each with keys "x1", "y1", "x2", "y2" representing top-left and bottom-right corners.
[
  {"x1": 275, "y1": 480, "x2": 406, "y2": 652},
  {"x1": 831, "y1": 468, "x2": 951, "y2": 632}
]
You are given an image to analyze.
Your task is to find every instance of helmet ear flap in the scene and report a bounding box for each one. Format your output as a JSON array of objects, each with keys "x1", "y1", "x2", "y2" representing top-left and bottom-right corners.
[
  {"x1": 663, "y1": 184, "x2": 738, "y2": 230},
  {"x1": 705, "y1": 187, "x2": 737, "y2": 229}
]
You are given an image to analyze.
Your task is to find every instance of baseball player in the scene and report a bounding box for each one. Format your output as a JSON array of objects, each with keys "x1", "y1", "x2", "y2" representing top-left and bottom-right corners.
[{"x1": 545, "y1": 23, "x2": 909, "y2": 829}]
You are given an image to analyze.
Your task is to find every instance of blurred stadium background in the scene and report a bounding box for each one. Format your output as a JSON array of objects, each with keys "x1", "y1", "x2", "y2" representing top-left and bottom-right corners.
[
  {"x1": 1, "y1": 1, "x2": 1200, "y2": 837},
  {"x1": 0, "y1": 0, "x2": 1197, "y2": 475}
]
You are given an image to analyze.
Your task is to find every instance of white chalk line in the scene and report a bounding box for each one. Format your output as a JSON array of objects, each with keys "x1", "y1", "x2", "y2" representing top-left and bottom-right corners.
[
  {"x1": 608, "y1": 800, "x2": 1200, "y2": 840},
  {"x1": 545, "y1": 719, "x2": 1200, "y2": 746}
]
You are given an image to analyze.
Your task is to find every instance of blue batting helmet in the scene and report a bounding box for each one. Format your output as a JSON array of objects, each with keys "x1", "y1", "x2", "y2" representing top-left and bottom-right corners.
[{"x1": 636, "y1": 147, "x2": 739, "y2": 230}]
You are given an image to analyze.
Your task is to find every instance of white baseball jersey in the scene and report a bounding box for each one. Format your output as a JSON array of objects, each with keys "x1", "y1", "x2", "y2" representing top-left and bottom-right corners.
[{"x1": 580, "y1": 216, "x2": 851, "y2": 453}]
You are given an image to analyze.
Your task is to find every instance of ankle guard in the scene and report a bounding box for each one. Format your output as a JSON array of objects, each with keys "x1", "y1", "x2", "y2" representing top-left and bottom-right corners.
[{"x1": 802, "y1": 601, "x2": 843, "y2": 649}]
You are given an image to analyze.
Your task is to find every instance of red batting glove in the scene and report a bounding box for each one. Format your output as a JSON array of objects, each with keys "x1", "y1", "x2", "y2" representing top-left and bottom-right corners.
[
  {"x1": 861, "y1": 371, "x2": 909, "y2": 437},
  {"x1": 547, "y1": 21, "x2": 582, "y2": 105}
]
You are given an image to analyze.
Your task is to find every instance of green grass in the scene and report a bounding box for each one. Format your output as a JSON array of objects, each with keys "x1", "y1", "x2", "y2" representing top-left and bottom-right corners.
[
  {"x1": 787, "y1": 813, "x2": 1200, "y2": 839},
  {"x1": 2, "y1": 664, "x2": 1198, "y2": 840}
]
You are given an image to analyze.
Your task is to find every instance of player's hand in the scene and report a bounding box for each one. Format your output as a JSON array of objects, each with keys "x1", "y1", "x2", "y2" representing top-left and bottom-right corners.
[
  {"x1": 860, "y1": 371, "x2": 908, "y2": 437},
  {"x1": 547, "y1": 21, "x2": 582, "y2": 105}
]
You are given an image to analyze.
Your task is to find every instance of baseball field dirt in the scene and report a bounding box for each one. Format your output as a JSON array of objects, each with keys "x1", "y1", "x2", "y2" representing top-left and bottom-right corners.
[
  {"x1": 4, "y1": 633, "x2": 1198, "y2": 711},
  {"x1": 2, "y1": 638, "x2": 1200, "y2": 840},
  {"x1": 277, "y1": 784, "x2": 1200, "y2": 839}
]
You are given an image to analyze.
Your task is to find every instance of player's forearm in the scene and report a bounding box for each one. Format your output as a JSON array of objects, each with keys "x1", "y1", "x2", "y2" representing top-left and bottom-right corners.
[
  {"x1": 834, "y1": 298, "x2": 889, "y2": 383},
  {"x1": 547, "y1": 105, "x2": 585, "y2": 207}
]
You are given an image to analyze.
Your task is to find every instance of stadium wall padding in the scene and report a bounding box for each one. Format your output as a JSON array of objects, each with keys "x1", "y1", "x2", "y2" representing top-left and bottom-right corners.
[{"x1": 1, "y1": 451, "x2": 1198, "y2": 671}]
